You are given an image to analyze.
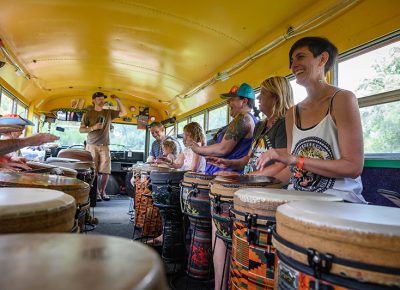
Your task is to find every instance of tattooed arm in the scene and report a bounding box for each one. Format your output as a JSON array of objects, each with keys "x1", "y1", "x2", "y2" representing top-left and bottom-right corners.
[{"x1": 190, "y1": 113, "x2": 254, "y2": 157}]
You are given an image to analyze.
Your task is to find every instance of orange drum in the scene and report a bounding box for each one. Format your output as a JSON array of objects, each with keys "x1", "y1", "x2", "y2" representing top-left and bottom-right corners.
[
  {"x1": 273, "y1": 201, "x2": 400, "y2": 290},
  {"x1": 230, "y1": 188, "x2": 342, "y2": 290},
  {"x1": 0, "y1": 187, "x2": 76, "y2": 233},
  {"x1": 210, "y1": 175, "x2": 281, "y2": 242},
  {"x1": 0, "y1": 172, "x2": 90, "y2": 231},
  {"x1": 133, "y1": 164, "x2": 163, "y2": 238},
  {"x1": 0, "y1": 234, "x2": 168, "y2": 290}
]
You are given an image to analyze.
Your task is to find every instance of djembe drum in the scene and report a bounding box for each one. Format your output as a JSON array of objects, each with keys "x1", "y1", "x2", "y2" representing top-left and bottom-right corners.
[
  {"x1": 150, "y1": 169, "x2": 186, "y2": 263},
  {"x1": 26, "y1": 160, "x2": 78, "y2": 178},
  {"x1": 210, "y1": 175, "x2": 281, "y2": 242},
  {"x1": 0, "y1": 187, "x2": 76, "y2": 233},
  {"x1": 0, "y1": 172, "x2": 90, "y2": 231},
  {"x1": 230, "y1": 188, "x2": 342, "y2": 290},
  {"x1": 132, "y1": 165, "x2": 162, "y2": 239},
  {"x1": 180, "y1": 172, "x2": 215, "y2": 280},
  {"x1": 0, "y1": 234, "x2": 168, "y2": 290},
  {"x1": 273, "y1": 201, "x2": 400, "y2": 290}
]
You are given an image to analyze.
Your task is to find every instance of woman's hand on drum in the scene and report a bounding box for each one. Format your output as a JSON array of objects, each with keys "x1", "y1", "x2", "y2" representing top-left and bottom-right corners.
[
  {"x1": 0, "y1": 161, "x2": 32, "y2": 171},
  {"x1": 205, "y1": 156, "x2": 229, "y2": 169},
  {"x1": 214, "y1": 171, "x2": 240, "y2": 177},
  {"x1": 255, "y1": 148, "x2": 292, "y2": 170}
]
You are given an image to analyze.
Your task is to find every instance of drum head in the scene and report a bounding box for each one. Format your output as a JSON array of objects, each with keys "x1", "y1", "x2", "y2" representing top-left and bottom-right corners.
[
  {"x1": 275, "y1": 201, "x2": 400, "y2": 286},
  {"x1": 0, "y1": 188, "x2": 76, "y2": 233},
  {"x1": 0, "y1": 172, "x2": 88, "y2": 190},
  {"x1": 0, "y1": 234, "x2": 167, "y2": 290},
  {"x1": 233, "y1": 188, "x2": 342, "y2": 219},
  {"x1": 214, "y1": 174, "x2": 280, "y2": 185}
]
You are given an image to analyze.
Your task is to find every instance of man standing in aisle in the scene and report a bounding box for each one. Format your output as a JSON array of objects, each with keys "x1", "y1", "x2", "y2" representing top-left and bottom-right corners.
[{"x1": 80, "y1": 92, "x2": 127, "y2": 201}]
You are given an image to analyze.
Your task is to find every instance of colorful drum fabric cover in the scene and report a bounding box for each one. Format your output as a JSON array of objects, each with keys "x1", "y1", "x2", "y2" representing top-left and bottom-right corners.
[
  {"x1": 150, "y1": 169, "x2": 186, "y2": 262},
  {"x1": 210, "y1": 175, "x2": 281, "y2": 242},
  {"x1": 134, "y1": 167, "x2": 162, "y2": 237},
  {"x1": 181, "y1": 172, "x2": 215, "y2": 218},
  {"x1": 274, "y1": 201, "x2": 400, "y2": 289},
  {"x1": 0, "y1": 187, "x2": 76, "y2": 233},
  {"x1": 0, "y1": 234, "x2": 168, "y2": 290},
  {"x1": 181, "y1": 172, "x2": 215, "y2": 279},
  {"x1": 0, "y1": 172, "x2": 90, "y2": 205},
  {"x1": 231, "y1": 188, "x2": 342, "y2": 290}
]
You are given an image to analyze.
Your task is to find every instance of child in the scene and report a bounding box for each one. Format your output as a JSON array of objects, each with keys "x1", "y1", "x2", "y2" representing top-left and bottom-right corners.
[
  {"x1": 156, "y1": 139, "x2": 177, "y2": 165},
  {"x1": 170, "y1": 122, "x2": 206, "y2": 172}
]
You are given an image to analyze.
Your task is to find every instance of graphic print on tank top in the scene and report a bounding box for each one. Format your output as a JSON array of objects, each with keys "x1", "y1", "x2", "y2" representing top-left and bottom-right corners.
[
  {"x1": 244, "y1": 135, "x2": 273, "y2": 174},
  {"x1": 290, "y1": 137, "x2": 336, "y2": 192}
]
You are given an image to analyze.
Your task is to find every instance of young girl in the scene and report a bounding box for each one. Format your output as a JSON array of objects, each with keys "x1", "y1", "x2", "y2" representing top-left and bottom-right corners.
[
  {"x1": 157, "y1": 139, "x2": 177, "y2": 165},
  {"x1": 170, "y1": 122, "x2": 206, "y2": 172}
]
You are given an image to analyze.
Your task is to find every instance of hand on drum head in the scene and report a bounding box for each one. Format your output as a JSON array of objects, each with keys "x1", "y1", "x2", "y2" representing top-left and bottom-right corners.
[
  {"x1": 205, "y1": 156, "x2": 229, "y2": 169},
  {"x1": 214, "y1": 170, "x2": 240, "y2": 177},
  {"x1": 255, "y1": 148, "x2": 289, "y2": 170},
  {"x1": 0, "y1": 161, "x2": 32, "y2": 171}
]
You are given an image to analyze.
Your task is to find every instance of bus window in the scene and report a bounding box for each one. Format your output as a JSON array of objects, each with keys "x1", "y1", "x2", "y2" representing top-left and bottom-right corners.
[
  {"x1": 177, "y1": 119, "x2": 188, "y2": 135},
  {"x1": 338, "y1": 40, "x2": 400, "y2": 97},
  {"x1": 337, "y1": 38, "x2": 400, "y2": 154},
  {"x1": 208, "y1": 105, "x2": 228, "y2": 131},
  {"x1": 109, "y1": 124, "x2": 146, "y2": 151},
  {"x1": 191, "y1": 113, "x2": 205, "y2": 128},
  {"x1": 0, "y1": 91, "x2": 14, "y2": 115}
]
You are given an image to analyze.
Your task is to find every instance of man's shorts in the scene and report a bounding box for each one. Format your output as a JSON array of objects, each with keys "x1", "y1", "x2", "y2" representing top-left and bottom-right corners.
[{"x1": 85, "y1": 144, "x2": 111, "y2": 174}]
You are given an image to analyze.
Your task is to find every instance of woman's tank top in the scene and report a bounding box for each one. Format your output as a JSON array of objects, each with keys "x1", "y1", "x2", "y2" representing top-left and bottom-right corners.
[{"x1": 288, "y1": 90, "x2": 366, "y2": 203}]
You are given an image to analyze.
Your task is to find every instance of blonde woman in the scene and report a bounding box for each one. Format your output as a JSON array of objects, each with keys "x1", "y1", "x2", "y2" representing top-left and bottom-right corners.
[{"x1": 206, "y1": 76, "x2": 294, "y2": 177}]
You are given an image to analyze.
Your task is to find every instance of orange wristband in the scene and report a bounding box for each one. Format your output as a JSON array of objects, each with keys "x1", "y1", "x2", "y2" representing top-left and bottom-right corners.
[{"x1": 296, "y1": 156, "x2": 304, "y2": 177}]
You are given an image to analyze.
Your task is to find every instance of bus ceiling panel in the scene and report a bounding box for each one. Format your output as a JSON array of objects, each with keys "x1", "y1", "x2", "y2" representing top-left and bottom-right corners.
[{"x1": 0, "y1": 0, "x2": 399, "y2": 119}]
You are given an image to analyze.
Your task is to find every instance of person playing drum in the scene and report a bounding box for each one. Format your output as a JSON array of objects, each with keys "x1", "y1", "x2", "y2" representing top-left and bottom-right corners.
[
  {"x1": 160, "y1": 122, "x2": 206, "y2": 172},
  {"x1": 206, "y1": 76, "x2": 294, "y2": 177},
  {"x1": 188, "y1": 83, "x2": 258, "y2": 176},
  {"x1": 256, "y1": 36, "x2": 367, "y2": 203}
]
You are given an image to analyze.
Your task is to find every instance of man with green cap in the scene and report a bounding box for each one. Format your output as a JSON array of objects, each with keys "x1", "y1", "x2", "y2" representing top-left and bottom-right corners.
[{"x1": 189, "y1": 82, "x2": 257, "y2": 175}]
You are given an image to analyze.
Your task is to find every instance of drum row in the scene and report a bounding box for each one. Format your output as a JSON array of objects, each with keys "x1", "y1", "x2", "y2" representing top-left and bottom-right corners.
[
  {"x1": 131, "y1": 166, "x2": 400, "y2": 290},
  {"x1": 0, "y1": 154, "x2": 169, "y2": 290}
]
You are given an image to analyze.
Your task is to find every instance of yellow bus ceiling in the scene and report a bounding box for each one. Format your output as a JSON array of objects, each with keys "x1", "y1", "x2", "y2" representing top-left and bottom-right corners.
[{"x1": 0, "y1": 0, "x2": 399, "y2": 120}]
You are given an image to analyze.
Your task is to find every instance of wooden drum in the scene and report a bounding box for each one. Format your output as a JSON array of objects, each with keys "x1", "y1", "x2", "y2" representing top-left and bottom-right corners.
[
  {"x1": 273, "y1": 201, "x2": 400, "y2": 289},
  {"x1": 210, "y1": 175, "x2": 281, "y2": 242},
  {"x1": 26, "y1": 161, "x2": 78, "y2": 178},
  {"x1": 0, "y1": 172, "x2": 90, "y2": 230},
  {"x1": 0, "y1": 234, "x2": 168, "y2": 290},
  {"x1": 180, "y1": 172, "x2": 216, "y2": 279},
  {"x1": 0, "y1": 187, "x2": 76, "y2": 233},
  {"x1": 230, "y1": 188, "x2": 342, "y2": 290}
]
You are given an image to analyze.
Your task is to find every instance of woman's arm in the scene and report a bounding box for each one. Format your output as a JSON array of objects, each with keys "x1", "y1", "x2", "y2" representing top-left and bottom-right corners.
[
  {"x1": 191, "y1": 113, "x2": 254, "y2": 157},
  {"x1": 205, "y1": 155, "x2": 250, "y2": 170}
]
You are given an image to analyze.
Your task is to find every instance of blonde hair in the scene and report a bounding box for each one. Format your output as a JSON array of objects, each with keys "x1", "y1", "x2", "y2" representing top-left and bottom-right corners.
[
  {"x1": 183, "y1": 122, "x2": 206, "y2": 146},
  {"x1": 162, "y1": 140, "x2": 177, "y2": 155},
  {"x1": 260, "y1": 76, "x2": 294, "y2": 119}
]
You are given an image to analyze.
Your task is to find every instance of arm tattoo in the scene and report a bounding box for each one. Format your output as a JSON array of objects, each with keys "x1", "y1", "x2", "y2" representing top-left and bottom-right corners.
[{"x1": 224, "y1": 113, "x2": 250, "y2": 142}]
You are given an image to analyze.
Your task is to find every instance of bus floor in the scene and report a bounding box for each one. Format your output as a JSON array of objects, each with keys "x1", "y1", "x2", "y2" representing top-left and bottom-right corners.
[{"x1": 86, "y1": 195, "x2": 214, "y2": 290}]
